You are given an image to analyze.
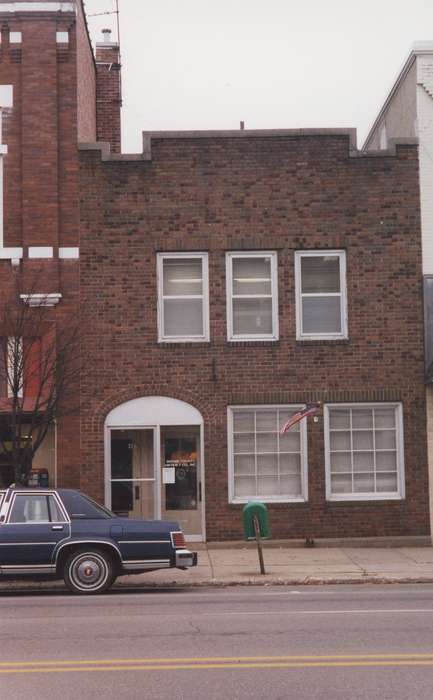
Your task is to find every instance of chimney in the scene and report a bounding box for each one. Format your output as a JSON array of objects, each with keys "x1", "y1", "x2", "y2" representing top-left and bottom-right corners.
[{"x1": 95, "y1": 29, "x2": 121, "y2": 153}]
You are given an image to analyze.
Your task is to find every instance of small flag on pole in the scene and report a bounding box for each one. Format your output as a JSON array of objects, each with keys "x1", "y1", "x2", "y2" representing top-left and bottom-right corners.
[{"x1": 280, "y1": 402, "x2": 322, "y2": 434}]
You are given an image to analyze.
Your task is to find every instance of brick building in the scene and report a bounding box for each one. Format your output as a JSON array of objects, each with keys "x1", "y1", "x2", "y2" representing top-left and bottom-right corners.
[{"x1": 0, "y1": 0, "x2": 430, "y2": 542}]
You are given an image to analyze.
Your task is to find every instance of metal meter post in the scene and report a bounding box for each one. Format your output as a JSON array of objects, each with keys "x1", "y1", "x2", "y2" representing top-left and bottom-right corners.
[{"x1": 243, "y1": 502, "x2": 270, "y2": 575}]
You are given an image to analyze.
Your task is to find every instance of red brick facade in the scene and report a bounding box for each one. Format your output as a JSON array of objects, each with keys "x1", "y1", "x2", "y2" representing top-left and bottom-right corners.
[
  {"x1": 79, "y1": 134, "x2": 429, "y2": 540},
  {"x1": 0, "y1": 1, "x2": 430, "y2": 541}
]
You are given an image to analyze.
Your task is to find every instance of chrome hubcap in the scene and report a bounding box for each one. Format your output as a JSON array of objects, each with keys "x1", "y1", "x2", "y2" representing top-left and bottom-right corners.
[{"x1": 70, "y1": 554, "x2": 108, "y2": 590}]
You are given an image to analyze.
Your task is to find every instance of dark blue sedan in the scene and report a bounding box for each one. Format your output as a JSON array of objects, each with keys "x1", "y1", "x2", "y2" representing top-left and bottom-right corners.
[{"x1": 0, "y1": 488, "x2": 197, "y2": 594}]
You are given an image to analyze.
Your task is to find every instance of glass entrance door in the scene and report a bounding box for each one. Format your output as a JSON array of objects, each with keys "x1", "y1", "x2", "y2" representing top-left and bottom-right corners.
[
  {"x1": 160, "y1": 426, "x2": 202, "y2": 536},
  {"x1": 110, "y1": 429, "x2": 156, "y2": 519}
]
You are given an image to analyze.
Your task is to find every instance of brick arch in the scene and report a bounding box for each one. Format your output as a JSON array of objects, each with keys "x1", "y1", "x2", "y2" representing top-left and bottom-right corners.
[{"x1": 87, "y1": 386, "x2": 216, "y2": 436}]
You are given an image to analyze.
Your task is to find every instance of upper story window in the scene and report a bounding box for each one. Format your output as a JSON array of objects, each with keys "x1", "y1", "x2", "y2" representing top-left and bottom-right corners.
[
  {"x1": 226, "y1": 252, "x2": 278, "y2": 341},
  {"x1": 295, "y1": 251, "x2": 347, "y2": 340},
  {"x1": 324, "y1": 403, "x2": 405, "y2": 501},
  {"x1": 157, "y1": 253, "x2": 209, "y2": 342}
]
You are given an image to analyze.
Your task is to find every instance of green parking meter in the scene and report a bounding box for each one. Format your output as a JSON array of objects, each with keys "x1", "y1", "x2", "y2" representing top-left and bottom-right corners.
[{"x1": 242, "y1": 502, "x2": 270, "y2": 575}]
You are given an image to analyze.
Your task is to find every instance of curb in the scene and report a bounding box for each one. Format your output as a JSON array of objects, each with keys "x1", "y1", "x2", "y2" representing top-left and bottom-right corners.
[{"x1": 2, "y1": 575, "x2": 433, "y2": 594}]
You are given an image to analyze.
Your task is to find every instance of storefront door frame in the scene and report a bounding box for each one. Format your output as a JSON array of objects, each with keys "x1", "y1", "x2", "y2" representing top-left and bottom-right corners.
[{"x1": 104, "y1": 397, "x2": 206, "y2": 542}]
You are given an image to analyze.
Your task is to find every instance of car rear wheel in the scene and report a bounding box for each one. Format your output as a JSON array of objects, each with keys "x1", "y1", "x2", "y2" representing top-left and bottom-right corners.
[{"x1": 63, "y1": 549, "x2": 116, "y2": 595}]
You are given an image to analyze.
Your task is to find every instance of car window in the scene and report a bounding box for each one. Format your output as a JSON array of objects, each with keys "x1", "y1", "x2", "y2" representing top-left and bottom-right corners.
[
  {"x1": 47, "y1": 495, "x2": 67, "y2": 523},
  {"x1": 60, "y1": 491, "x2": 114, "y2": 519},
  {"x1": 9, "y1": 495, "x2": 50, "y2": 523}
]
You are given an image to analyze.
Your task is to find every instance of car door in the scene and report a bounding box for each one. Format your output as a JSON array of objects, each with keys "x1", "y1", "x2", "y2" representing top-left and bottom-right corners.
[{"x1": 0, "y1": 491, "x2": 70, "y2": 572}]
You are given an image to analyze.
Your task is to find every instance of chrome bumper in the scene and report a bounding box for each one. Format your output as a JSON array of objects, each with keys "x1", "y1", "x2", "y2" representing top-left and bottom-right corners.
[{"x1": 175, "y1": 549, "x2": 198, "y2": 568}]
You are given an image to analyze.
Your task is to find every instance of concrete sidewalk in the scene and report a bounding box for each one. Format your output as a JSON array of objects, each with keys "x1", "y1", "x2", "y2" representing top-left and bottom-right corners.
[
  {"x1": 120, "y1": 542, "x2": 433, "y2": 587},
  {"x1": 2, "y1": 542, "x2": 433, "y2": 592}
]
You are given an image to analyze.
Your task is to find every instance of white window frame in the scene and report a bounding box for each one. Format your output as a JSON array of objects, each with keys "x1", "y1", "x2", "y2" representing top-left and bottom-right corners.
[
  {"x1": 226, "y1": 251, "x2": 279, "y2": 341},
  {"x1": 157, "y1": 252, "x2": 209, "y2": 343},
  {"x1": 324, "y1": 402, "x2": 405, "y2": 502},
  {"x1": 227, "y1": 404, "x2": 308, "y2": 504},
  {"x1": 295, "y1": 250, "x2": 348, "y2": 340}
]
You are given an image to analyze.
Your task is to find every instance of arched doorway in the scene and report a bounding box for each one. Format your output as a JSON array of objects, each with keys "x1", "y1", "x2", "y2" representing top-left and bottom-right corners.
[{"x1": 104, "y1": 397, "x2": 205, "y2": 541}]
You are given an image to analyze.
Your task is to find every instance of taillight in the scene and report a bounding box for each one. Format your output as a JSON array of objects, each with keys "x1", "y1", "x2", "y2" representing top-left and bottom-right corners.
[{"x1": 171, "y1": 531, "x2": 185, "y2": 548}]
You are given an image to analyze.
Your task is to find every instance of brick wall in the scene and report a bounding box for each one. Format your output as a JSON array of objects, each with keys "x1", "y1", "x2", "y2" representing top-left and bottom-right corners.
[
  {"x1": 0, "y1": 2, "x2": 91, "y2": 490},
  {"x1": 96, "y1": 42, "x2": 121, "y2": 153},
  {"x1": 79, "y1": 132, "x2": 429, "y2": 540}
]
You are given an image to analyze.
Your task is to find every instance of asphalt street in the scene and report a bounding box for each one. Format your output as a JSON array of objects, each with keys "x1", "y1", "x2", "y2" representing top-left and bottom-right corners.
[{"x1": 1, "y1": 584, "x2": 433, "y2": 699}]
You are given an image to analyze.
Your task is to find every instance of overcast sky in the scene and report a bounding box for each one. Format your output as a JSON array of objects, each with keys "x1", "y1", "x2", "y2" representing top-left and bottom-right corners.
[{"x1": 85, "y1": 0, "x2": 433, "y2": 153}]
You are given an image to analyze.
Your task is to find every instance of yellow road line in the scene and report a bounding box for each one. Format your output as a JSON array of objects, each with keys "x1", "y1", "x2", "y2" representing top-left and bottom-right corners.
[
  {"x1": 1, "y1": 652, "x2": 433, "y2": 667},
  {"x1": 1, "y1": 660, "x2": 433, "y2": 675}
]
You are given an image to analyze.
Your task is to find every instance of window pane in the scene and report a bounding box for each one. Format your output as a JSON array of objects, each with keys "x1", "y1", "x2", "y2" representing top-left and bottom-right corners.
[
  {"x1": 256, "y1": 432, "x2": 277, "y2": 453},
  {"x1": 233, "y1": 298, "x2": 273, "y2": 335},
  {"x1": 256, "y1": 410, "x2": 277, "y2": 432},
  {"x1": 257, "y1": 475, "x2": 279, "y2": 496},
  {"x1": 234, "y1": 454, "x2": 254, "y2": 475},
  {"x1": 278, "y1": 410, "x2": 301, "y2": 432},
  {"x1": 302, "y1": 296, "x2": 341, "y2": 334},
  {"x1": 234, "y1": 475, "x2": 256, "y2": 498},
  {"x1": 48, "y1": 496, "x2": 66, "y2": 523},
  {"x1": 234, "y1": 433, "x2": 255, "y2": 453},
  {"x1": 232, "y1": 257, "x2": 272, "y2": 296},
  {"x1": 376, "y1": 451, "x2": 397, "y2": 471},
  {"x1": 353, "y1": 430, "x2": 374, "y2": 451},
  {"x1": 301, "y1": 255, "x2": 340, "y2": 293},
  {"x1": 164, "y1": 298, "x2": 203, "y2": 336},
  {"x1": 375, "y1": 430, "x2": 396, "y2": 450},
  {"x1": 279, "y1": 431, "x2": 301, "y2": 452},
  {"x1": 329, "y1": 410, "x2": 350, "y2": 430},
  {"x1": 352, "y1": 409, "x2": 373, "y2": 430},
  {"x1": 233, "y1": 411, "x2": 255, "y2": 433},
  {"x1": 280, "y1": 474, "x2": 302, "y2": 496},
  {"x1": 280, "y1": 453, "x2": 301, "y2": 474},
  {"x1": 163, "y1": 258, "x2": 203, "y2": 296},
  {"x1": 331, "y1": 474, "x2": 352, "y2": 493},
  {"x1": 330, "y1": 431, "x2": 350, "y2": 451},
  {"x1": 353, "y1": 452, "x2": 374, "y2": 471},
  {"x1": 374, "y1": 408, "x2": 395, "y2": 429},
  {"x1": 330, "y1": 451, "x2": 351, "y2": 472},
  {"x1": 10, "y1": 495, "x2": 49, "y2": 523},
  {"x1": 257, "y1": 454, "x2": 278, "y2": 475},
  {"x1": 354, "y1": 473, "x2": 375, "y2": 492},
  {"x1": 376, "y1": 473, "x2": 398, "y2": 492}
]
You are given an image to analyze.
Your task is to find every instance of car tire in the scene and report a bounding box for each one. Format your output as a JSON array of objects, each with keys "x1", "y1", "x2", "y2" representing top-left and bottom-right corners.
[{"x1": 63, "y1": 549, "x2": 116, "y2": 595}]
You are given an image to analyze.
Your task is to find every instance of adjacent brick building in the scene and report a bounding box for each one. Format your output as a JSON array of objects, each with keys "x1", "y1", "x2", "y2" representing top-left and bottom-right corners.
[{"x1": 0, "y1": 0, "x2": 430, "y2": 542}]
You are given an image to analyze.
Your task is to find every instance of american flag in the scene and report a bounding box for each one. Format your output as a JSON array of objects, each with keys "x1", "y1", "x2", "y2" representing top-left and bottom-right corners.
[{"x1": 280, "y1": 402, "x2": 322, "y2": 434}]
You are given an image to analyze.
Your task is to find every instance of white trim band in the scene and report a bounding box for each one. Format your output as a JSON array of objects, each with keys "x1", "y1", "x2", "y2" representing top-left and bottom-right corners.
[
  {"x1": 20, "y1": 293, "x2": 62, "y2": 307},
  {"x1": 59, "y1": 246, "x2": 79, "y2": 259},
  {"x1": 0, "y1": 2, "x2": 75, "y2": 12},
  {"x1": 28, "y1": 246, "x2": 53, "y2": 258},
  {"x1": 0, "y1": 247, "x2": 22, "y2": 259}
]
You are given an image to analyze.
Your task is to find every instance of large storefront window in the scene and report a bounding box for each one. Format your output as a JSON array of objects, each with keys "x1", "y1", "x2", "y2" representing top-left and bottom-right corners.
[
  {"x1": 227, "y1": 406, "x2": 308, "y2": 503},
  {"x1": 324, "y1": 403, "x2": 405, "y2": 500}
]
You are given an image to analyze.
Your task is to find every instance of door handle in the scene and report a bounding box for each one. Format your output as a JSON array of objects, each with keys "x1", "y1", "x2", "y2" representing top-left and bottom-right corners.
[
  {"x1": 134, "y1": 485, "x2": 140, "y2": 501},
  {"x1": 51, "y1": 525, "x2": 64, "y2": 531}
]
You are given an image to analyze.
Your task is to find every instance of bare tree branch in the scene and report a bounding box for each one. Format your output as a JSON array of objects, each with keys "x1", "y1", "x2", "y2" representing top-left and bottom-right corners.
[{"x1": 0, "y1": 276, "x2": 80, "y2": 485}]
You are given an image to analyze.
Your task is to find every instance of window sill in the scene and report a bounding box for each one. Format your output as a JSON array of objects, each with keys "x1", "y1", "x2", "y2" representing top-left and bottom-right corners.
[
  {"x1": 327, "y1": 493, "x2": 404, "y2": 503},
  {"x1": 296, "y1": 338, "x2": 350, "y2": 346},
  {"x1": 230, "y1": 497, "x2": 308, "y2": 505},
  {"x1": 158, "y1": 338, "x2": 210, "y2": 344}
]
